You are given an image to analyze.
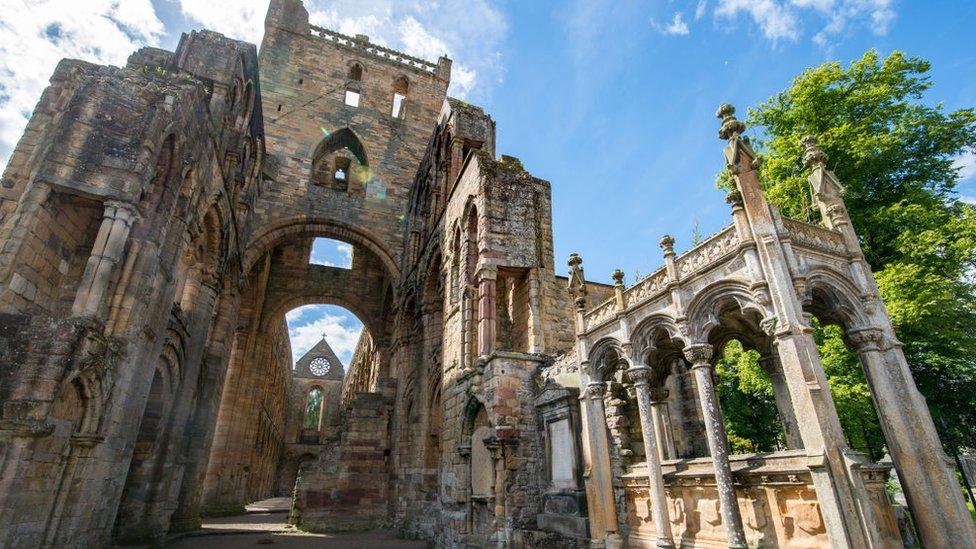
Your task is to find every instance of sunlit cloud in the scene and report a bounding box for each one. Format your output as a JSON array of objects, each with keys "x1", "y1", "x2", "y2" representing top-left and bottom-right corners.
[
  {"x1": 0, "y1": 0, "x2": 164, "y2": 169},
  {"x1": 286, "y1": 305, "x2": 363, "y2": 365}
]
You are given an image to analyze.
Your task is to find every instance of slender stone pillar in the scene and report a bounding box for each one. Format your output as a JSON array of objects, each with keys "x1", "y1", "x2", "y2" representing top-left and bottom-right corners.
[
  {"x1": 582, "y1": 382, "x2": 621, "y2": 547},
  {"x1": 476, "y1": 265, "x2": 497, "y2": 356},
  {"x1": 759, "y1": 354, "x2": 804, "y2": 450},
  {"x1": 648, "y1": 388, "x2": 676, "y2": 460},
  {"x1": 846, "y1": 327, "x2": 976, "y2": 546},
  {"x1": 72, "y1": 200, "x2": 140, "y2": 317},
  {"x1": 627, "y1": 366, "x2": 675, "y2": 548},
  {"x1": 684, "y1": 344, "x2": 746, "y2": 549}
]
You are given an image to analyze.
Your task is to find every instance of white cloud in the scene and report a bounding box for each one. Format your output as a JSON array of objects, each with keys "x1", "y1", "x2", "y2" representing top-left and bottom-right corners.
[
  {"x1": 659, "y1": 12, "x2": 690, "y2": 36},
  {"x1": 713, "y1": 0, "x2": 896, "y2": 45},
  {"x1": 302, "y1": 0, "x2": 506, "y2": 101},
  {"x1": 715, "y1": 0, "x2": 800, "y2": 41},
  {"x1": 287, "y1": 305, "x2": 363, "y2": 365},
  {"x1": 953, "y1": 150, "x2": 976, "y2": 182},
  {"x1": 695, "y1": 0, "x2": 708, "y2": 20},
  {"x1": 0, "y1": 0, "x2": 164, "y2": 169},
  {"x1": 178, "y1": 0, "x2": 268, "y2": 45}
]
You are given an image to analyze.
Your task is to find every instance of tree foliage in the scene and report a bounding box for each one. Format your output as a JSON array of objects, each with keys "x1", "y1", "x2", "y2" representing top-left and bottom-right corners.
[{"x1": 717, "y1": 50, "x2": 976, "y2": 455}]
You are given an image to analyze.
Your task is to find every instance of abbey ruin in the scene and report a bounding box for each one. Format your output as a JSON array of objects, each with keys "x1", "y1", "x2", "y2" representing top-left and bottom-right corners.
[{"x1": 0, "y1": 1, "x2": 973, "y2": 547}]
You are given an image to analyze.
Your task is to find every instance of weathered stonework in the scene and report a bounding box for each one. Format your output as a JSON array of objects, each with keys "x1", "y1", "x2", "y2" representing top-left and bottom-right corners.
[{"x1": 0, "y1": 2, "x2": 971, "y2": 548}]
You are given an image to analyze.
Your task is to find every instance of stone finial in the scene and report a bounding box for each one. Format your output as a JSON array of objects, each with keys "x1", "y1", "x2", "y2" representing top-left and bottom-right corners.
[
  {"x1": 568, "y1": 253, "x2": 583, "y2": 269},
  {"x1": 568, "y1": 253, "x2": 587, "y2": 311},
  {"x1": 725, "y1": 189, "x2": 743, "y2": 208},
  {"x1": 801, "y1": 134, "x2": 828, "y2": 168},
  {"x1": 612, "y1": 269, "x2": 625, "y2": 286},
  {"x1": 717, "y1": 103, "x2": 746, "y2": 140},
  {"x1": 660, "y1": 234, "x2": 675, "y2": 254}
]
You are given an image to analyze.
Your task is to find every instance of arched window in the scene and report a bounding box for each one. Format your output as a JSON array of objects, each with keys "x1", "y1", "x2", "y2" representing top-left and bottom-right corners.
[
  {"x1": 304, "y1": 387, "x2": 324, "y2": 430},
  {"x1": 391, "y1": 76, "x2": 408, "y2": 118},
  {"x1": 309, "y1": 128, "x2": 369, "y2": 192},
  {"x1": 348, "y1": 63, "x2": 363, "y2": 81}
]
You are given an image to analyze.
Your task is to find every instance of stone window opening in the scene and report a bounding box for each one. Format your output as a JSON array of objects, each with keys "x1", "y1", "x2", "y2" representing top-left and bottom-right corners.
[
  {"x1": 308, "y1": 237, "x2": 353, "y2": 269},
  {"x1": 391, "y1": 77, "x2": 408, "y2": 118},
  {"x1": 304, "y1": 387, "x2": 324, "y2": 430},
  {"x1": 495, "y1": 268, "x2": 531, "y2": 353},
  {"x1": 450, "y1": 226, "x2": 461, "y2": 304},
  {"x1": 333, "y1": 157, "x2": 351, "y2": 190},
  {"x1": 309, "y1": 128, "x2": 369, "y2": 192},
  {"x1": 348, "y1": 63, "x2": 363, "y2": 81}
]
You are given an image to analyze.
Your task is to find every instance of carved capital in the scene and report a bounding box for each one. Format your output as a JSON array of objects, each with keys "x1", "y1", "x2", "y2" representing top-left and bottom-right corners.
[
  {"x1": 683, "y1": 343, "x2": 713, "y2": 366},
  {"x1": 626, "y1": 365, "x2": 653, "y2": 386},
  {"x1": 104, "y1": 199, "x2": 140, "y2": 224},
  {"x1": 584, "y1": 382, "x2": 607, "y2": 401},
  {"x1": 844, "y1": 327, "x2": 885, "y2": 353},
  {"x1": 648, "y1": 387, "x2": 670, "y2": 402}
]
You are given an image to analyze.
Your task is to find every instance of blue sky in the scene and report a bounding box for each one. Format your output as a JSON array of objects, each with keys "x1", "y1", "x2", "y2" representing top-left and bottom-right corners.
[{"x1": 2, "y1": 1, "x2": 974, "y2": 363}]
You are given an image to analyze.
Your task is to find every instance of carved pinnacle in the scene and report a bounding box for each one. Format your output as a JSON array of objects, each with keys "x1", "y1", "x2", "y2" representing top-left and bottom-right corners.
[
  {"x1": 716, "y1": 103, "x2": 746, "y2": 140},
  {"x1": 801, "y1": 135, "x2": 828, "y2": 168}
]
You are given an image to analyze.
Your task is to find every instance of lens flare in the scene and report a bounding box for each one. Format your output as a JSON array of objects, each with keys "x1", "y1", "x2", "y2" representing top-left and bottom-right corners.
[{"x1": 320, "y1": 127, "x2": 330, "y2": 137}]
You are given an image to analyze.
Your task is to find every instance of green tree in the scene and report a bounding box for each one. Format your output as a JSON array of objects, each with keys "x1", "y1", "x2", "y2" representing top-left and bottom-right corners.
[
  {"x1": 719, "y1": 50, "x2": 976, "y2": 454},
  {"x1": 715, "y1": 341, "x2": 784, "y2": 454}
]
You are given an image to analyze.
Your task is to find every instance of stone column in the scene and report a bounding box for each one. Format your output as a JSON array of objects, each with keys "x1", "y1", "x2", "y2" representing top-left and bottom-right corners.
[
  {"x1": 627, "y1": 366, "x2": 675, "y2": 548},
  {"x1": 486, "y1": 437, "x2": 505, "y2": 532},
  {"x1": 461, "y1": 285, "x2": 473, "y2": 370},
  {"x1": 759, "y1": 354, "x2": 804, "y2": 450},
  {"x1": 846, "y1": 327, "x2": 976, "y2": 547},
  {"x1": 684, "y1": 344, "x2": 746, "y2": 549},
  {"x1": 476, "y1": 265, "x2": 497, "y2": 356},
  {"x1": 648, "y1": 388, "x2": 676, "y2": 461},
  {"x1": 582, "y1": 382, "x2": 621, "y2": 547},
  {"x1": 72, "y1": 200, "x2": 140, "y2": 317}
]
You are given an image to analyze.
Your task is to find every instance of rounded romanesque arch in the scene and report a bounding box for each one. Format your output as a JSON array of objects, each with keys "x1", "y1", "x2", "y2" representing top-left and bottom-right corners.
[
  {"x1": 631, "y1": 313, "x2": 685, "y2": 362},
  {"x1": 801, "y1": 266, "x2": 873, "y2": 329},
  {"x1": 261, "y1": 295, "x2": 381, "y2": 345},
  {"x1": 684, "y1": 278, "x2": 770, "y2": 344},
  {"x1": 586, "y1": 337, "x2": 627, "y2": 381},
  {"x1": 242, "y1": 217, "x2": 399, "y2": 284}
]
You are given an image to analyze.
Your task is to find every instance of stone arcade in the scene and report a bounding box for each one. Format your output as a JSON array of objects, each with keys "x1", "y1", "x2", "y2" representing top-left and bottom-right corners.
[{"x1": 0, "y1": 1, "x2": 972, "y2": 547}]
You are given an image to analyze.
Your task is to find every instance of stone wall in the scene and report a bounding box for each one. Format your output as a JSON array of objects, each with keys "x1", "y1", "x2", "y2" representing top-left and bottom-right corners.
[{"x1": 0, "y1": 27, "x2": 262, "y2": 546}]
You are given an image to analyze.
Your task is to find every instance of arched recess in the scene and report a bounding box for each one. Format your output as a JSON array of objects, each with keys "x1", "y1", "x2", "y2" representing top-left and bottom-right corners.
[
  {"x1": 690, "y1": 281, "x2": 803, "y2": 454},
  {"x1": 243, "y1": 217, "x2": 399, "y2": 286},
  {"x1": 309, "y1": 128, "x2": 369, "y2": 190},
  {"x1": 684, "y1": 278, "x2": 770, "y2": 344},
  {"x1": 311, "y1": 128, "x2": 368, "y2": 166},
  {"x1": 459, "y1": 396, "x2": 492, "y2": 535},
  {"x1": 586, "y1": 337, "x2": 627, "y2": 382},
  {"x1": 801, "y1": 267, "x2": 887, "y2": 460},
  {"x1": 801, "y1": 267, "x2": 873, "y2": 329}
]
